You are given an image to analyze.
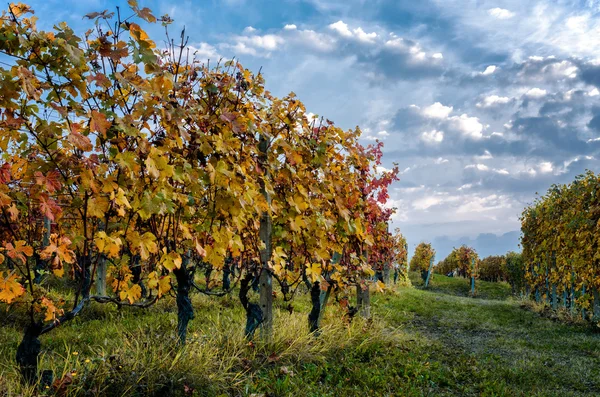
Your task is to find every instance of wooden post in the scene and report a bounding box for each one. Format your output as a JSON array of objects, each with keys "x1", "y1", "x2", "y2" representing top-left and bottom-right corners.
[
  {"x1": 593, "y1": 288, "x2": 600, "y2": 322},
  {"x1": 470, "y1": 257, "x2": 476, "y2": 296},
  {"x1": 95, "y1": 221, "x2": 107, "y2": 296},
  {"x1": 383, "y1": 262, "x2": 391, "y2": 285},
  {"x1": 570, "y1": 270, "x2": 576, "y2": 314},
  {"x1": 545, "y1": 265, "x2": 550, "y2": 305},
  {"x1": 424, "y1": 257, "x2": 434, "y2": 288},
  {"x1": 581, "y1": 283, "x2": 586, "y2": 320},
  {"x1": 356, "y1": 283, "x2": 371, "y2": 319},
  {"x1": 258, "y1": 134, "x2": 273, "y2": 341},
  {"x1": 550, "y1": 253, "x2": 557, "y2": 309},
  {"x1": 357, "y1": 250, "x2": 371, "y2": 319}
]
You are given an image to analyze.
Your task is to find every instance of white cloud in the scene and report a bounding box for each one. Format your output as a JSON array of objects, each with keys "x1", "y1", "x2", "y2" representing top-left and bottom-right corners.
[
  {"x1": 434, "y1": 157, "x2": 449, "y2": 164},
  {"x1": 413, "y1": 196, "x2": 442, "y2": 210},
  {"x1": 465, "y1": 163, "x2": 489, "y2": 171},
  {"x1": 384, "y1": 38, "x2": 441, "y2": 63},
  {"x1": 422, "y1": 102, "x2": 453, "y2": 119},
  {"x1": 292, "y1": 29, "x2": 337, "y2": 52},
  {"x1": 481, "y1": 65, "x2": 497, "y2": 75},
  {"x1": 377, "y1": 130, "x2": 390, "y2": 137},
  {"x1": 488, "y1": 8, "x2": 515, "y2": 20},
  {"x1": 539, "y1": 161, "x2": 553, "y2": 173},
  {"x1": 243, "y1": 26, "x2": 257, "y2": 33},
  {"x1": 353, "y1": 27, "x2": 377, "y2": 43},
  {"x1": 329, "y1": 20, "x2": 353, "y2": 37},
  {"x1": 190, "y1": 43, "x2": 220, "y2": 61},
  {"x1": 476, "y1": 95, "x2": 511, "y2": 108},
  {"x1": 525, "y1": 87, "x2": 547, "y2": 98},
  {"x1": 243, "y1": 34, "x2": 284, "y2": 50},
  {"x1": 328, "y1": 20, "x2": 377, "y2": 43},
  {"x1": 449, "y1": 114, "x2": 484, "y2": 139},
  {"x1": 283, "y1": 24, "x2": 297, "y2": 30},
  {"x1": 421, "y1": 129, "x2": 444, "y2": 143}
]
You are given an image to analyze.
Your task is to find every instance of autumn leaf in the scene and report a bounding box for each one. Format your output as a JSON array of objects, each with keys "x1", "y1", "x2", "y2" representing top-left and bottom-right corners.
[
  {"x1": 119, "y1": 284, "x2": 142, "y2": 304},
  {"x1": 34, "y1": 170, "x2": 62, "y2": 193},
  {"x1": 160, "y1": 250, "x2": 182, "y2": 271},
  {"x1": 95, "y1": 231, "x2": 122, "y2": 258},
  {"x1": 90, "y1": 110, "x2": 111, "y2": 137},
  {"x1": 128, "y1": 23, "x2": 156, "y2": 48},
  {"x1": 41, "y1": 296, "x2": 63, "y2": 322},
  {"x1": 0, "y1": 163, "x2": 11, "y2": 183},
  {"x1": 148, "y1": 271, "x2": 171, "y2": 297},
  {"x1": 68, "y1": 123, "x2": 93, "y2": 151},
  {"x1": 0, "y1": 272, "x2": 25, "y2": 304},
  {"x1": 128, "y1": 231, "x2": 158, "y2": 260},
  {"x1": 9, "y1": 2, "x2": 33, "y2": 17},
  {"x1": 306, "y1": 262, "x2": 322, "y2": 283},
  {"x1": 5, "y1": 240, "x2": 33, "y2": 264}
]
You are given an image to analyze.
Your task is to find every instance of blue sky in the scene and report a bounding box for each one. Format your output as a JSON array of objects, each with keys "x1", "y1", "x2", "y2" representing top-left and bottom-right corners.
[{"x1": 20, "y1": 0, "x2": 600, "y2": 259}]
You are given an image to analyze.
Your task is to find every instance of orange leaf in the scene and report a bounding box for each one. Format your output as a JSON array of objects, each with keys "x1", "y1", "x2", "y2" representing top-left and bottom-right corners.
[
  {"x1": 90, "y1": 110, "x2": 111, "y2": 137},
  {"x1": 0, "y1": 272, "x2": 25, "y2": 304},
  {"x1": 68, "y1": 123, "x2": 93, "y2": 151}
]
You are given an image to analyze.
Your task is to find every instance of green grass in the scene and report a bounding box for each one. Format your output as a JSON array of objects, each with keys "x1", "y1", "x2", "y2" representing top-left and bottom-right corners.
[
  {"x1": 409, "y1": 271, "x2": 513, "y2": 300},
  {"x1": 1, "y1": 276, "x2": 599, "y2": 396}
]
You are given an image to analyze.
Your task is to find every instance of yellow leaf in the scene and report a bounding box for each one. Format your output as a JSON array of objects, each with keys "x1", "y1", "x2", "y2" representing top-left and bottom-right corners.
[
  {"x1": 161, "y1": 250, "x2": 182, "y2": 271},
  {"x1": 128, "y1": 231, "x2": 158, "y2": 260},
  {"x1": 119, "y1": 284, "x2": 142, "y2": 304},
  {"x1": 95, "y1": 231, "x2": 122, "y2": 258},
  {"x1": 0, "y1": 272, "x2": 25, "y2": 304},
  {"x1": 306, "y1": 262, "x2": 322, "y2": 283},
  {"x1": 129, "y1": 23, "x2": 156, "y2": 48}
]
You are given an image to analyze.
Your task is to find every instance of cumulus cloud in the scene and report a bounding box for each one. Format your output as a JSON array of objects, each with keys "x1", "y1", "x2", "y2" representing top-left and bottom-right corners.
[
  {"x1": 525, "y1": 87, "x2": 548, "y2": 98},
  {"x1": 481, "y1": 65, "x2": 497, "y2": 75},
  {"x1": 328, "y1": 20, "x2": 377, "y2": 43},
  {"x1": 488, "y1": 8, "x2": 515, "y2": 20},
  {"x1": 421, "y1": 129, "x2": 444, "y2": 144},
  {"x1": 449, "y1": 114, "x2": 484, "y2": 139},
  {"x1": 476, "y1": 95, "x2": 511, "y2": 108},
  {"x1": 421, "y1": 102, "x2": 453, "y2": 119}
]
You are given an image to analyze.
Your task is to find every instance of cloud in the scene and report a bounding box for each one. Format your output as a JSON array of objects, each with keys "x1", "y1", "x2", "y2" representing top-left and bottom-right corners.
[
  {"x1": 328, "y1": 20, "x2": 377, "y2": 43},
  {"x1": 488, "y1": 8, "x2": 515, "y2": 20},
  {"x1": 421, "y1": 102, "x2": 453, "y2": 119},
  {"x1": 481, "y1": 65, "x2": 497, "y2": 75},
  {"x1": 421, "y1": 129, "x2": 444, "y2": 144},
  {"x1": 476, "y1": 95, "x2": 511, "y2": 108},
  {"x1": 449, "y1": 114, "x2": 484, "y2": 139},
  {"x1": 525, "y1": 87, "x2": 547, "y2": 98}
]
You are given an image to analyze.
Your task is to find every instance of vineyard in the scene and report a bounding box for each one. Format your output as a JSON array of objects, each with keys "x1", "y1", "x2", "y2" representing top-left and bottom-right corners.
[
  {"x1": 521, "y1": 171, "x2": 600, "y2": 320},
  {"x1": 0, "y1": 2, "x2": 600, "y2": 396}
]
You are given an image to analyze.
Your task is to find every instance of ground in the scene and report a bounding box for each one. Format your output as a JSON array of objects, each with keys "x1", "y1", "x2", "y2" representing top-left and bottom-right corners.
[{"x1": 1, "y1": 273, "x2": 599, "y2": 396}]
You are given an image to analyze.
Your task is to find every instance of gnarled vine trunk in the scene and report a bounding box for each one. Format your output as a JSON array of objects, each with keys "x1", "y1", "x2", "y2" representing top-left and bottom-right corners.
[
  {"x1": 239, "y1": 274, "x2": 263, "y2": 339},
  {"x1": 174, "y1": 255, "x2": 194, "y2": 345},
  {"x1": 16, "y1": 323, "x2": 42, "y2": 384}
]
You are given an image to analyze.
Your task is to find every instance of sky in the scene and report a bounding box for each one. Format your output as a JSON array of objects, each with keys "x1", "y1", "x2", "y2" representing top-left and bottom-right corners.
[{"x1": 18, "y1": 0, "x2": 600, "y2": 260}]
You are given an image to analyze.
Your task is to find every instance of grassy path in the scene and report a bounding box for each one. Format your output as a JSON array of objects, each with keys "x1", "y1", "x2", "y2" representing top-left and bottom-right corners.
[
  {"x1": 1, "y1": 274, "x2": 599, "y2": 396},
  {"x1": 380, "y1": 273, "x2": 600, "y2": 396}
]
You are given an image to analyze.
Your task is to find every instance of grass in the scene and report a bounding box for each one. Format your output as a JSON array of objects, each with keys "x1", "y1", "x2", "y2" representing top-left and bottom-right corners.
[
  {"x1": 1, "y1": 275, "x2": 599, "y2": 396},
  {"x1": 409, "y1": 271, "x2": 513, "y2": 300}
]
